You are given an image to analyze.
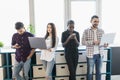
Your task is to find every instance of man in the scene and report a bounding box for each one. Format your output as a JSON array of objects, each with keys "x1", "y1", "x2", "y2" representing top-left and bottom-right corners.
[
  {"x1": 12, "y1": 22, "x2": 35, "y2": 80},
  {"x1": 82, "y1": 15, "x2": 108, "y2": 80},
  {"x1": 61, "y1": 20, "x2": 80, "y2": 80}
]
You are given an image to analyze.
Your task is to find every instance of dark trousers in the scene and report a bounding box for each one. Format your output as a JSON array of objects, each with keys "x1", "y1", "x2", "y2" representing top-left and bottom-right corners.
[{"x1": 65, "y1": 52, "x2": 78, "y2": 80}]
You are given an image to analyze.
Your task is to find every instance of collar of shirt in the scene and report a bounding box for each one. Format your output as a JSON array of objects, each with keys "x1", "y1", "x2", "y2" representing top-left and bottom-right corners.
[
  {"x1": 66, "y1": 30, "x2": 76, "y2": 35},
  {"x1": 89, "y1": 27, "x2": 99, "y2": 32},
  {"x1": 17, "y1": 31, "x2": 27, "y2": 36}
]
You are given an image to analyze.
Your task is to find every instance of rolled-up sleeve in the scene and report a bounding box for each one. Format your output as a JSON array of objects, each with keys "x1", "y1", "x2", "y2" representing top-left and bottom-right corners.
[
  {"x1": 11, "y1": 34, "x2": 16, "y2": 46},
  {"x1": 82, "y1": 30, "x2": 93, "y2": 46},
  {"x1": 61, "y1": 32, "x2": 66, "y2": 47},
  {"x1": 76, "y1": 32, "x2": 80, "y2": 47}
]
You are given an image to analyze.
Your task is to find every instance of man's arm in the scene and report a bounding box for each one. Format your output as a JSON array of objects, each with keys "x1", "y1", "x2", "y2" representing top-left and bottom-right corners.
[
  {"x1": 27, "y1": 49, "x2": 35, "y2": 60},
  {"x1": 74, "y1": 32, "x2": 80, "y2": 47},
  {"x1": 11, "y1": 34, "x2": 21, "y2": 49}
]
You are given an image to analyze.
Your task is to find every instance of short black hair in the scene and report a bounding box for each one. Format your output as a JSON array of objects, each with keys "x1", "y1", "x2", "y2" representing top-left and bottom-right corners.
[
  {"x1": 91, "y1": 15, "x2": 99, "y2": 21},
  {"x1": 15, "y1": 22, "x2": 24, "y2": 30},
  {"x1": 67, "y1": 20, "x2": 75, "y2": 26}
]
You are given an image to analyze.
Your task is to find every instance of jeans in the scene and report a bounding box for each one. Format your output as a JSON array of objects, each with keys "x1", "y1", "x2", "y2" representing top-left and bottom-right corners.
[
  {"x1": 87, "y1": 54, "x2": 102, "y2": 80},
  {"x1": 12, "y1": 59, "x2": 31, "y2": 80},
  {"x1": 42, "y1": 59, "x2": 55, "y2": 80}
]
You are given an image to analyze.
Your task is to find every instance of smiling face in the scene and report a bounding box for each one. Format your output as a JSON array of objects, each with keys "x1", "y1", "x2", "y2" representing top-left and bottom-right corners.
[{"x1": 91, "y1": 17, "x2": 99, "y2": 28}]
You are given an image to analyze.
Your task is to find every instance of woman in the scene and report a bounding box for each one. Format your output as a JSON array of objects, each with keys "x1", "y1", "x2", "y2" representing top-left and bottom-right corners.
[
  {"x1": 61, "y1": 20, "x2": 80, "y2": 80},
  {"x1": 40, "y1": 23, "x2": 59, "y2": 80}
]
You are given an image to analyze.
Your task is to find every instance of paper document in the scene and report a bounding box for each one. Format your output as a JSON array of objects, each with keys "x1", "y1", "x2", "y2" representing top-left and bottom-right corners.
[{"x1": 100, "y1": 33, "x2": 116, "y2": 45}]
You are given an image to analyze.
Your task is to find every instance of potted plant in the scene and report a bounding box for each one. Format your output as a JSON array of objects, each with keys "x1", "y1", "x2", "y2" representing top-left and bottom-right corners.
[
  {"x1": 27, "y1": 24, "x2": 35, "y2": 34},
  {"x1": 0, "y1": 41, "x2": 4, "y2": 52},
  {"x1": 0, "y1": 41, "x2": 4, "y2": 47}
]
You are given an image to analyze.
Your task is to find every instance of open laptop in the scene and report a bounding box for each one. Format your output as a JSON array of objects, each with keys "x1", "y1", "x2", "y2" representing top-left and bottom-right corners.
[
  {"x1": 100, "y1": 33, "x2": 116, "y2": 45},
  {"x1": 28, "y1": 37, "x2": 47, "y2": 49}
]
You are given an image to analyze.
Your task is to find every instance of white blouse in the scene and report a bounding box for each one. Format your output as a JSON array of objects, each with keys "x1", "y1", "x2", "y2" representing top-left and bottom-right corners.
[{"x1": 40, "y1": 36, "x2": 59, "y2": 61}]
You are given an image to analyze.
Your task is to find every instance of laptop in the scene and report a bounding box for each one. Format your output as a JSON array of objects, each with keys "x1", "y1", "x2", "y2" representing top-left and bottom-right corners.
[
  {"x1": 100, "y1": 33, "x2": 116, "y2": 45},
  {"x1": 28, "y1": 37, "x2": 47, "y2": 49}
]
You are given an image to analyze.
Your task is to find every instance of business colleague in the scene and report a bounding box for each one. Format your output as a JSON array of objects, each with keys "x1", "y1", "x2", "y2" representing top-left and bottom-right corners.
[
  {"x1": 40, "y1": 23, "x2": 59, "y2": 80},
  {"x1": 61, "y1": 20, "x2": 80, "y2": 80},
  {"x1": 11, "y1": 22, "x2": 35, "y2": 80},
  {"x1": 82, "y1": 15, "x2": 108, "y2": 80}
]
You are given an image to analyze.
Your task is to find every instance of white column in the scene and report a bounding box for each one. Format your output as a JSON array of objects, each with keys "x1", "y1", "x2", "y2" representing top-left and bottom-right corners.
[
  {"x1": 64, "y1": 0, "x2": 71, "y2": 30},
  {"x1": 29, "y1": 0, "x2": 35, "y2": 34},
  {"x1": 96, "y1": 0, "x2": 102, "y2": 27}
]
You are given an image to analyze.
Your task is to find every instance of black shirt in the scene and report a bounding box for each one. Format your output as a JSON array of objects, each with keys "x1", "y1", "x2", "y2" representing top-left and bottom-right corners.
[
  {"x1": 12, "y1": 32, "x2": 34, "y2": 62},
  {"x1": 61, "y1": 30, "x2": 80, "y2": 54}
]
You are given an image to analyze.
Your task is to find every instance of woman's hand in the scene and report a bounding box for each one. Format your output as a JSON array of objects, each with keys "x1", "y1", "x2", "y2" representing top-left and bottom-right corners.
[
  {"x1": 70, "y1": 33, "x2": 76, "y2": 39},
  {"x1": 40, "y1": 48, "x2": 52, "y2": 52},
  {"x1": 48, "y1": 48, "x2": 52, "y2": 52}
]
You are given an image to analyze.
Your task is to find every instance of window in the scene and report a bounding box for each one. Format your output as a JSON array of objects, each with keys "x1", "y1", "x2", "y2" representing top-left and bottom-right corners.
[
  {"x1": 71, "y1": 1, "x2": 96, "y2": 44},
  {"x1": 102, "y1": 0, "x2": 120, "y2": 46},
  {"x1": 0, "y1": 0, "x2": 29, "y2": 47},
  {"x1": 34, "y1": 0, "x2": 64, "y2": 45}
]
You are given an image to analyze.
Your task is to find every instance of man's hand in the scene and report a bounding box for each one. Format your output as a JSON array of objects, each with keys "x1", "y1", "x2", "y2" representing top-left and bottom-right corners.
[
  {"x1": 27, "y1": 56, "x2": 31, "y2": 60},
  {"x1": 27, "y1": 49, "x2": 35, "y2": 60},
  {"x1": 12, "y1": 43, "x2": 21, "y2": 49},
  {"x1": 93, "y1": 41, "x2": 100, "y2": 45}
]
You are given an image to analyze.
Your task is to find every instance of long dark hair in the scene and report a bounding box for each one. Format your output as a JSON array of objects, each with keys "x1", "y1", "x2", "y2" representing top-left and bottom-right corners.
[{"x1": 45, "y1": 23, "x2": 56, "y2": 48}]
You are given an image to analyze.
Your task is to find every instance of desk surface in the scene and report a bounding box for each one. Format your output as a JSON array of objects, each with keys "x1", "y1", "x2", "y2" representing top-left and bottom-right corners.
[
  {"x1": 0, "y1": 46, "x2": 87, "y2": 53},
  {"x1": 0, "y1": 46, "x2": 111, "y2": 54}
]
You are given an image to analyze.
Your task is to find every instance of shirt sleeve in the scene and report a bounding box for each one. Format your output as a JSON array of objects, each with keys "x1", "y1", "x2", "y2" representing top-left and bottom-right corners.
[
  {"x1": 29, "y1": 33, "x2": 34, "y2": 37},
  {"x1": 76, "y1": 32, "x2": 80, "y2": 47},
  {"x1": 77, "y1": 32, "x2": 80, "y2": 42},
  {"x1": 61, "y1": 32, "x2": 66, "y2": 47},
  {"x1": 28, "y1": 33, "x2": 35, "y2": 49},
  {"x1": 51, "y1": 37, "x2": 59, "y2": 52},
  {"x1": 82, "y1": 30, "x2": 93, "y2": 46},
  {"x1": 11, "y1": 34, "x2": 16, "y2": 46}
]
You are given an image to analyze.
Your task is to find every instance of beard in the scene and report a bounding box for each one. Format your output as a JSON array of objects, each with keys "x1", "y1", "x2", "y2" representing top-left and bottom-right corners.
[{"x1": 93, "y1": 24, "x2": 98, "y2": 28}]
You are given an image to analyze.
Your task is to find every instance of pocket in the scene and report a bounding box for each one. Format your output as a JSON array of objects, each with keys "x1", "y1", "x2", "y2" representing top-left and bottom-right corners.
[{"x1": 26, "y1": 58, "x2": 31, "y2": 63}]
